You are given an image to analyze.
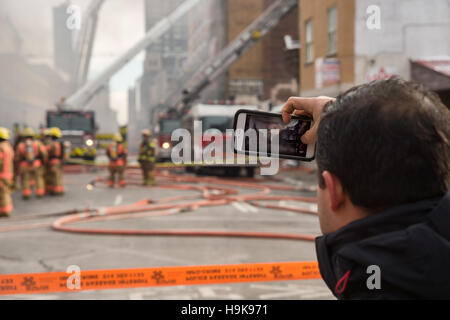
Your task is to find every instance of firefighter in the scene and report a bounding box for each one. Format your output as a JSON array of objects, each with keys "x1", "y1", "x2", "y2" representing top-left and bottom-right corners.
[
  {"x1": 15, "y1": 127, "x2": 47, "y2": 199},
  {"x1": 38, "y1": 126, "x2": 46, "y2": 143},
  {"x1": 44, "y1": 127, "x2": 65, "y2": 195},
  {"x1": 138, "y1": 129, "x2": 156, "y2": 186},
  {"x1": 0, "y1": 127, "x2": 14, "y2": 217},
  {"x1": 11, "y1": 124, "x2": 22, "y2": 191},
  {"x1": 106, "y1": 133, "x2": 127, "y2": 188}
]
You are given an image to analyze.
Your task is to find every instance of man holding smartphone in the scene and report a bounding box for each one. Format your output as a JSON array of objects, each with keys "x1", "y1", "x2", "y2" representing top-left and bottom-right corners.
[{"x1": 282, "y1": 77, "x2": 450, "y2": 299}]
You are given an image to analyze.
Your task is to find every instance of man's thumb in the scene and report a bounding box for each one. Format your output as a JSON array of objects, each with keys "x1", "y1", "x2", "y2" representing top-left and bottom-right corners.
[{"x1": 301, "y1": 127, "x2": 317, "y2": 144}]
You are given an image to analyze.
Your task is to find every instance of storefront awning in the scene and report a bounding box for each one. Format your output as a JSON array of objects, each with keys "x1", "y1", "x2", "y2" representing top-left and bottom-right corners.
[{"x1": 410, "y1": 58, "x2": 450, "y2": 91}]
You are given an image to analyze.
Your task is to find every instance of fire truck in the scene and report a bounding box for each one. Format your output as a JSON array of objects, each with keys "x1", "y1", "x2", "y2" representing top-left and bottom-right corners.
[
  {"x1": 46, "y1": 110, "x2": 98, "y2": 160},
  {"x1": 154, "y1": 109, "x2": 180, "y2": 162},
  {"x1": 180, "y1": 102, "x2": 260, "y2": 177}
]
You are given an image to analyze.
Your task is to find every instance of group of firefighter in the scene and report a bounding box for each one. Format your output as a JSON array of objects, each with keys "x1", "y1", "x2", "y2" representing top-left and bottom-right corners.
[
  {"x1": 107, "y1": 129, "x2": 156, "y2": 188},
  {"x1": 0, "y1": 126, "x2": 67, "y2": 217},
  {"x1": 0, "y1": 127, "x2": 156, "y2": 218}
]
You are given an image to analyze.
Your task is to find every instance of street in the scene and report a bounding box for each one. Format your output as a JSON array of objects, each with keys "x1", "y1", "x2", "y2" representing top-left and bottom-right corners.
[
  {"x1": 0, "y1": 161, "x2": 334, "y2": 300},
  {"x1": 1, "y1": 0, "x2": 449, "y2": 305}
]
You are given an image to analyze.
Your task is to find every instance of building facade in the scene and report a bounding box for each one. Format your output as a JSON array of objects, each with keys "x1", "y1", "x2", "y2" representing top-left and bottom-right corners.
[
  {"x1": 299, "y1": 0, "x2": 450, "y2": 107},
  {"x1": 128, "y1": 0, "x2": 228, "y2": 152},
  {"x1": 144, "y1": 0, "x2": 188, "y2": 89},
  {"x1": 0, "y1": 14, "x2": 72, "y2": 132},
  {"x1": 299, "y1": 0, "x2": 355, "y2": 97},
  {"x1": 185, "y1": 0, "x2": 228, "y2": 102},
  {"x1": 53, "y1": 2, "x2": 75, "y2": 79},
  {"x1": 227, "y1": 0, "x2": 299, "y2": 105},
  {"x1": 128, "y1": 0, "x2": 185, "y2": 152}
]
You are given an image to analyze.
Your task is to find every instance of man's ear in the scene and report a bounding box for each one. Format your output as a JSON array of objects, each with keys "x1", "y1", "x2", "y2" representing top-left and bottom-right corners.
[{"x1": 322, "y1": 171, "x2": 345, "y2": 212}]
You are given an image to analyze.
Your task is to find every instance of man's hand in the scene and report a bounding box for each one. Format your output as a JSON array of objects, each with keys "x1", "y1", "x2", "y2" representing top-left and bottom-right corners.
[{"x1": 281, "y1": 96, "x2": 335, "y2": 144}]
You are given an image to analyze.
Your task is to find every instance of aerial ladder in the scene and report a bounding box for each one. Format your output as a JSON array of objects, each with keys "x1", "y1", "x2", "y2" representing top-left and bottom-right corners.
[
  {"x1": 73, "y1": 0, "x2": 105, "y2": 88},
  {"x1": 65, "y1": 0, "x2": 203, "y2": 108},
  {"x1": 166, "y1": 0, "x2": 298, "y2": 110},
  {"x1": 64, "y1": 0, "x2": 297, "y2": 110}
]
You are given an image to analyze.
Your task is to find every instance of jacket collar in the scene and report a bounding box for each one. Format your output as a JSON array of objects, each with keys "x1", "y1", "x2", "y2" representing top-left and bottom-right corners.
[
  {"x1": 315, "y1": 192, "x2": 448, "y2": 298},
  {"x1": 428, "y1": 191, "x2": 450, "y2": 241}
]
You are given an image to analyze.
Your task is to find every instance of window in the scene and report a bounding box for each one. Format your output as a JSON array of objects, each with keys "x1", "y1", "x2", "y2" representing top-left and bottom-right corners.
[
  {"x1": 201, "y1": 116, "x2": 234, "y2": 133},
  {"x1": 305, "y1": 19, "x2": 314, "y2": 64},
  {"x1": 160, "y1": 119, "x2": 181, "y2": 135},
  {"x1": 327, "y1": 6, "x2": 338, "y2": 55}
]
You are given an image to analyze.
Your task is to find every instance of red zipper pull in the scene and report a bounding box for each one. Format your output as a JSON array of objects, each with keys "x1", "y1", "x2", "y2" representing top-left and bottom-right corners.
[{"x1": 335, "y1": 270, "x2": 351, "y2": 295}]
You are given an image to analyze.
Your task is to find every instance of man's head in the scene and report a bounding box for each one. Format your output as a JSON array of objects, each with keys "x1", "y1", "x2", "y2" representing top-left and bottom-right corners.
[{"x1": 316, "y1": 77, "x2": 450, "y2": 234}]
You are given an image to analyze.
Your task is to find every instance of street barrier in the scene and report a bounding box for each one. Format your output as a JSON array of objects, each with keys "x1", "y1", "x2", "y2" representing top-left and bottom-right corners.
[
  {"x1": 0, "y1": 261, "x2": 320, "y2": 296},
  {"x1": 0, "y1": 164, "x2": 320, "y2": 296}
]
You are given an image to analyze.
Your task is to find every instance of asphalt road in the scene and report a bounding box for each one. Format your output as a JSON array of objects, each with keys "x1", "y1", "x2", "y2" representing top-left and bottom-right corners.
[{"x1": 0, "y1": 163, "x2": 334, "y2": 300}]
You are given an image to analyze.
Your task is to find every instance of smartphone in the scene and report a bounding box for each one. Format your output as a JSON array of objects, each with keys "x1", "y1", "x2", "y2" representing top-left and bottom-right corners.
[{"x1": 233, "y1": 109, "x2": 316, "y2": 161}]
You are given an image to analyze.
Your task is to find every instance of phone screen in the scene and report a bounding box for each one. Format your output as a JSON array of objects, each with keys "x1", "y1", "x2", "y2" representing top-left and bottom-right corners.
[{"x1": 243, "y1": 113, "x2": 311, "y2": 158}]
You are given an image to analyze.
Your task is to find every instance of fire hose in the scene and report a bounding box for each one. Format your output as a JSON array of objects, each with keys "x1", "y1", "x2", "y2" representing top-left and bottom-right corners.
[
  {"x1": 1, "y1": 166, "x2": 319, "y2": 243},
  {"x1": 0, "y1": 165, "x2": 324, "y2": 296},
  {"x1": 49, "y1": 168, "x2": 318, "y2": 242}
]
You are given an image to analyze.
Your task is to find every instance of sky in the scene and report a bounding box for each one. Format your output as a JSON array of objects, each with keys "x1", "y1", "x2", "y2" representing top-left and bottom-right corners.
[{"x1": 0, "y1": 0, "x2": 146, "y2": 125}]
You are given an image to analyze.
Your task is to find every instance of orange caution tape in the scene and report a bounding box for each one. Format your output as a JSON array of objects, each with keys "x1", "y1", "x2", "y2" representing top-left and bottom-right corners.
[{"x1": 0, "y1": 261, "x2": 320, "y2": 296}]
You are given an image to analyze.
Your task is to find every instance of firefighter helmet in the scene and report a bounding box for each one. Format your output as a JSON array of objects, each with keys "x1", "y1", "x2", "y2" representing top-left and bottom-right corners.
[
  {"x1": 49, "y1": 127, "x2": 62, "y2": 138},
  {"x1": 112, "y1": 133, "x2": 123, "y2": 142},
  {"x1": 22, "y1": 127, "x2": 35, "y2": 138},
  {"x1": 141, "y1": 129, "x2": 151, "y2": 136},
  {"x1": 0, "y1": 127, "x2": 10, "y2": 140}
]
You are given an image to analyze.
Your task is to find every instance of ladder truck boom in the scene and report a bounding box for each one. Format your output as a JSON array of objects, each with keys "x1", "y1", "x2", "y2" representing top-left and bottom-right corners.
[
  {"x1": 167, "y1": 0, "x2": 298, "y2": 109},
  {"x1": 73, "y1": 0, "x2": 105, "y2": 88}
]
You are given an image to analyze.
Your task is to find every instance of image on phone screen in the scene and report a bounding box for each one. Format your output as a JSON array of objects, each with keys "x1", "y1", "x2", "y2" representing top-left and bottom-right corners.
[{"x1": 244, "y1": 114, "x2": 311, "y2": 158}]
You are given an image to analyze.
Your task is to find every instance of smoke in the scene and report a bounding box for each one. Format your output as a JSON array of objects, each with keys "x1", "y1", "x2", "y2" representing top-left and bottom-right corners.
[
  {"x1": 0, "y1": 0, "x2": 225, "y2": 130},
  {"x1": 0, "y1": 0, "x2": 144, "y2": 130}
]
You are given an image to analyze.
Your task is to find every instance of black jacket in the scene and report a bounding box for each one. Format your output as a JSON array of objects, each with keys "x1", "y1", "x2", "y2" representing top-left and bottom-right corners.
[{"x1": 315, "y1": 191, "x2": 450, "y2": 299}]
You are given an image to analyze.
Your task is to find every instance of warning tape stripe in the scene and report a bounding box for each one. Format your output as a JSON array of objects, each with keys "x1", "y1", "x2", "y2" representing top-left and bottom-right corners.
[{"x1": 0, "y1": 261, "x2": 320, "y2": 296}]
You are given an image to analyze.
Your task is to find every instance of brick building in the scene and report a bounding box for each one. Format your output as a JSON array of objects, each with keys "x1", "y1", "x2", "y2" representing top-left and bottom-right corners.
[
  {"x1": 227, "y1": 0, "x2": 299, "y2": 105},
  {"x1": 298, "y1": 0, "x2": 450, "y2": 107},
  {"x1": 299, "y1": 0, "x2": 355, "y2": 97}
]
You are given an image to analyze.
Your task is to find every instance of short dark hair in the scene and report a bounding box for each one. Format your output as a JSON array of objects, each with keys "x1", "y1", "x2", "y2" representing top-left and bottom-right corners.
[{"x1": 316, "y1": 77, "x2": 450, "y2": 210}]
